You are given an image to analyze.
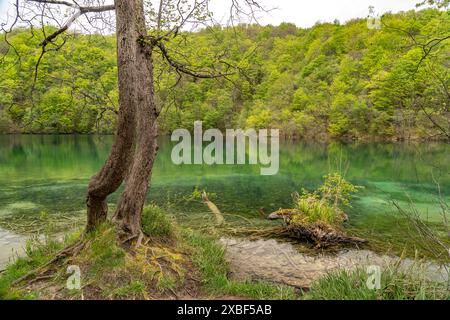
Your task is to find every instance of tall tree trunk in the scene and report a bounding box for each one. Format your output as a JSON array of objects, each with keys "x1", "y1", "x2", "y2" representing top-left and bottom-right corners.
[
  {"x1": 112, "y1": 1, "x2": 159, "y2": 239},
  {"x1": 86, "y1": 0, "x2": 158, "y2": 235}
]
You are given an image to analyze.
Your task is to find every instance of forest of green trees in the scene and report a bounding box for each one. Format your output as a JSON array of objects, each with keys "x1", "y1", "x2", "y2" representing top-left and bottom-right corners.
[{"x1": 0, "y1": 8, "x2": 448, "y2": 140}]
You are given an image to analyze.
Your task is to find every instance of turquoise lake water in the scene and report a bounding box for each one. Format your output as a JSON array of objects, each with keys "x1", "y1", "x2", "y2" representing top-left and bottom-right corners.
[{"x1": 0, "y1": 134, "x2": 448, "y2": 246}]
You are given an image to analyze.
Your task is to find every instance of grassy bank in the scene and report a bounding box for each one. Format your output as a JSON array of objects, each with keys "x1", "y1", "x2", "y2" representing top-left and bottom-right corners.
[
  {"x1": 305, "y1": 266, "x2": 449, "y2": 300},
  {"x1": 1, "y1": 204, "x2": 448, "y2": 300},
  {"x1": 0, "y1": 205, "x2": 296, "y2": 300}
]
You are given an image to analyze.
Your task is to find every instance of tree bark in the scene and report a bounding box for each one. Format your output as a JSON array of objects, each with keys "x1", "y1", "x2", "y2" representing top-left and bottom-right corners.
[
  {"x1": 112, "y1": 0, "x2": 158, "y2": 238},
  {"x1": 86, "y1": 0, "x2": 158, "y2": 235}
]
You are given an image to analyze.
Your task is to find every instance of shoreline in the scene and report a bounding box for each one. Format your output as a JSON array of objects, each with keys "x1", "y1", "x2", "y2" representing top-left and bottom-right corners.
[
  {"x1": 0, "y1": 132, "x2": 448, "y2": 143},
  {"x1": 1, "y1": 225, "x2": 448, "y2": 291}
]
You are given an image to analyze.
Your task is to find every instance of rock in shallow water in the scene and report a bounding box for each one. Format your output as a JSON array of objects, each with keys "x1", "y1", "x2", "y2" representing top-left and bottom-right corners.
[{"x1": 220, "y1": 237, "x2": 449, "y2": 289}]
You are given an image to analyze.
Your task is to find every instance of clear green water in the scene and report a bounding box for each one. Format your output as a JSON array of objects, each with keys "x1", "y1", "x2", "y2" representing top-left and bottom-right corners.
[{"x1": 0, "y1": 135, "x2": 449, "y2": 245}]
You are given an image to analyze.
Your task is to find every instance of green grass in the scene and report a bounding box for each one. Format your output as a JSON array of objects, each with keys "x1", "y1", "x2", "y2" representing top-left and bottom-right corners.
[
  {"x1": 305, "y1": 266, "x2": 450, "y2": 300},
  {"x1": 76, "y1": 223, "x2": 126, "y2": 277},
  {"x1": 102, "y1": 280, "x2": 147, "y2": 299},
  {"x1": 292, "y1": 172, "x2": 360, "y2": 227},
  {"x1": 0, "y1": 232, "x2": 80, "y2": 300},
  {"x1": 294, "y1": 197, "x2": 342, "y2": 225},
  {"x1": 142, "y1": 204, "x2": 174, "y2": 237},
  {"x1": 183, "y1": 230, "x2": 298, "y2": 300},
  {"x1": 0, "y1": 224, "x2": 127, "y2": 300}
]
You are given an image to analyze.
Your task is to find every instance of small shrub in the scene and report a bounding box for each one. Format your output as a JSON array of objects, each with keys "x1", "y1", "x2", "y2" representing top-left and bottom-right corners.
[
  {"x1": 293, "y1": 196, "x2": 344, "y2": 225},
  {"x1": 293, "y1": 173, "x2": 361, "y2": 227},
  {"x1": 142, "y1": 204, "x2": 174, "y2": 237},
  {"x1": 318, "y1": 173, "x2": 362, "y2": 208}
]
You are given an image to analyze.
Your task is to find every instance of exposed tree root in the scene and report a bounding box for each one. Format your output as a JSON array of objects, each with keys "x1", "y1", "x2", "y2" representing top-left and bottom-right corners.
[
  {"x1": 12, "y1": 239, "x2": 86, "y2": 287},
  {"x1": 135, "y1": 230, "x2": 144, "y2": 248}
]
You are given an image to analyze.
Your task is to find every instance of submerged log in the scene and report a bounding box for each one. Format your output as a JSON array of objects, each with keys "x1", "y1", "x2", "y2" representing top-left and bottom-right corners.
[
  {"x1": 201, "y1": 191, "x2": 225, "y2": 226},
  {"x1": 286, "y1": 222, "x2": 367, "y2": 246},
  {"x1": 268, "y1": 208, "x2": 349, "y2": 223},
  {"x1": 267, "y1": 209, "x2": 301, "y2": 221}
]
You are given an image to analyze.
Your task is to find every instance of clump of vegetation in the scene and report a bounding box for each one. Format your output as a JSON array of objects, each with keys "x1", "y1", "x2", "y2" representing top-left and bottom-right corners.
[
  {"x1": 294, "y1": 196, "x2": 344, "y2": 226},
  {"x1": 292, "y1": 173, "x2": 362, "y2": 227},
  {"x1": 305, "y1": 265, "x2": 449, "y2": 300},
  {"x1": 141, "y1": 204, "x2": 174, "y2": 237},
  {"x1": 73, "y1": 224, "x2": 126, "y2": 278},
  {"x1": 268, "y1": 173, "x2": 365, "y2": 246}
]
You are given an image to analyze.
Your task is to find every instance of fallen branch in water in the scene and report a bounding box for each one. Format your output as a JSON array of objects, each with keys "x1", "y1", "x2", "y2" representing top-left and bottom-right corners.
[
  {"x1": 201, "y1": 191, "x2": 225, "y2": 226},
  {"x1": 0, "y1": 213, "x2": 84, "y2": 235},
  {"x1": 222, "y1": 226, "x2": 289, "y2": 240}
]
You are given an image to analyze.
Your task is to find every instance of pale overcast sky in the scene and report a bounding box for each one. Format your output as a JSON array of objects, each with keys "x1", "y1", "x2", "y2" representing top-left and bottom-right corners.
[
  {"x1": 211, "y1": 0, "x2": 421, "y2": 27},
  {"x1": 0, "y1": 0, "x2": 422, "y2": 28}
]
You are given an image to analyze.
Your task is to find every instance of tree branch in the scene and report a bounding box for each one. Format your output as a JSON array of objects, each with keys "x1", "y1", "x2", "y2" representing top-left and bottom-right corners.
[
  {"x1": 27, "y1": 0, "x2": 115, "y2": 13},
  {"x1": 149, "y1": 37, "x2": 235, "y2": 79},
  {"x1": 35, "y1": 2, "x2": 115, "y2": 47},
  {"x1": 27, "y1": 0, "x2": 78, "y2": 8}
]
